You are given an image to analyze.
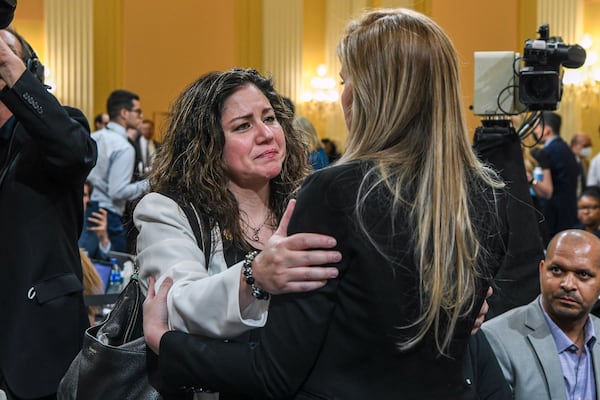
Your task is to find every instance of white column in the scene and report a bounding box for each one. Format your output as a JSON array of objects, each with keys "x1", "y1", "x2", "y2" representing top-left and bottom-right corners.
[
  {"x1": 262, "y1": 0, "x2": 303, "y2": 105},
  {"x1": 537, "y1": 0, "x2": 584, "y2": 136},
  {"x1": 537, "y1": 0, "x2": 583, "y2": 43},
  {"x1": 44, "y1": 0, "x2": 94, "y2": 121},
  {"x1": 323, "y1": 0, "x2": 367, "y2": 149}
]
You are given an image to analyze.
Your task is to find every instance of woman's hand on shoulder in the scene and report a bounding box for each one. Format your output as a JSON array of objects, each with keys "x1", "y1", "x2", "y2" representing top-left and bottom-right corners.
[
  {"x1": 251, "y1": 199, "x2": 341, "y2": 295},
  {"x1": 471, "y1": 286, "x2": 493, "y2": 335}
]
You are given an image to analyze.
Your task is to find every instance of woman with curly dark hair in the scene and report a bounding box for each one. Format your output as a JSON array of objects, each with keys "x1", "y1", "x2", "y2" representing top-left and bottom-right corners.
[{"x1": 134, "y1": 68, "x2": 340, "y2": 340}]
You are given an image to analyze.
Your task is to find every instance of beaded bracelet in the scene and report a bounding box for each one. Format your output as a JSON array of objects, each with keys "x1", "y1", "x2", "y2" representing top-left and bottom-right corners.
[{"x1": 242, "y1": 250, "x2": 270, "y2": 300}]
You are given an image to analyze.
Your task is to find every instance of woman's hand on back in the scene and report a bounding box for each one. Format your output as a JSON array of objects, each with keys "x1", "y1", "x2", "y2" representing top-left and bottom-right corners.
[{"x1": 251, "y1": 199, "x2": 341, "y2": 294}]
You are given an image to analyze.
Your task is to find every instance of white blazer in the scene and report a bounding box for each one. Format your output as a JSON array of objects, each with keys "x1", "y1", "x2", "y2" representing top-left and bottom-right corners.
[{"x1": 134, "y1": 192, "x2": 269, "y2": 337}]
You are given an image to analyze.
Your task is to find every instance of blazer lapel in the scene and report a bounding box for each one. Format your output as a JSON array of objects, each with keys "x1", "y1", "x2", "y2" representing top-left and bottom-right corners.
[
  {"x1": 525, "y1": 302, "x2": 568, "y2": 400},
  {"x1": 592, "y1": 318, "x2": 600, "y2": 400}
]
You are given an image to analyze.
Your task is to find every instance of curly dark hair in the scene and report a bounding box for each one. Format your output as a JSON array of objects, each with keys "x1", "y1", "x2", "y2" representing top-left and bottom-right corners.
[{"x1": 150, "y1": 68, "x2": 309, "y2": 249}]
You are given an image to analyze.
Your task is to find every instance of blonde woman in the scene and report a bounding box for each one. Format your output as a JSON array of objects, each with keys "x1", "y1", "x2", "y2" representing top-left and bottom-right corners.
[
  {"x1": 79, "y1": 250, "x2": 104, "y2": 325},
  {"x1": 144, "y1": 9, "x2": 508, "y2": 399},
  {"x1": 293, "y1": 116, "x2": 329, "y2": 170}
]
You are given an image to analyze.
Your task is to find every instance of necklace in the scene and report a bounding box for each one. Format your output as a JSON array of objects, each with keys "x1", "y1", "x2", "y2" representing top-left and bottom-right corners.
[{"x1": 243, "y1": 212, "x2": 272, "y2": 241}]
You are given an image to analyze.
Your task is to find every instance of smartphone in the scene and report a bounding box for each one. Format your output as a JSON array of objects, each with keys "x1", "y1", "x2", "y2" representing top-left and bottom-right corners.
[{"x1": 86, "y1": 200, "x2": 100, "y2": 227}]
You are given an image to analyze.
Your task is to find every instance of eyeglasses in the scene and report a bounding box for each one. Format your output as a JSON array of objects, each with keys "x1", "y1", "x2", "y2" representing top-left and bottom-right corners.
[
  {"x1": 127, "y1": 108, "x2": 143, "y2": 115},
  {"x1": 578, "y1": 205, "x2": 600, "y2": 211}
]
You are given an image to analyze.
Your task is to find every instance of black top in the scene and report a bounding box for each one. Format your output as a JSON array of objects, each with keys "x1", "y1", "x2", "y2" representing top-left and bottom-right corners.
[
  {"x1": 464, "y1": 331, "x2": 512, "y2": 400},
  {"x1": 159, "y1": 161, "x2": 508, "y2": 399},
  {"x1": 0, "y1": 71, "x2": 97, "y2": 397},
  {"x1": 530, "y1": 147, "x2": 551, "y2": 170},
  {"x1": 542, "y1": 137, "x2": 580, "y2": 235}
]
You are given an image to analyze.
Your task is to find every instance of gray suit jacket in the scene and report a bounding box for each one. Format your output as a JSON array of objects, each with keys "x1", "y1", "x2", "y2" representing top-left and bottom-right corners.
[{"x1": 482, "y1": 297, "x2": 600, "y2": 400}]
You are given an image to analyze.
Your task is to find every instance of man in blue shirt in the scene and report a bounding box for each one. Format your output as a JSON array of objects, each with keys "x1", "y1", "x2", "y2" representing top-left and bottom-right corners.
[
  {"x1": 483, "y1": 229, "x2": 600, "y2": 400},
  {"x1": 80, "y1": 90, "x2": 149, "y2": 254}
]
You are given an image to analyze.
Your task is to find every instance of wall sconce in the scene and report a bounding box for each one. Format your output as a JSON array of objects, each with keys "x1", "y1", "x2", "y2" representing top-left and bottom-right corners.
[
  {"x1": 562, "y1": 33, "x2": 600, "y2": 106},
  {"x1": 300, "y1": 64, "x2": 339, "y2": 115}
]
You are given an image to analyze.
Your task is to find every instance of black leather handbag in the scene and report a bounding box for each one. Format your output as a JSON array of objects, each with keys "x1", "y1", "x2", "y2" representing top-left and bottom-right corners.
[
  {"x1": 57, "y1": 271, "x2": 166, "y2": 400},
  {"x1": 58, "y1": 197, "x2": 209, "y2": 400}
]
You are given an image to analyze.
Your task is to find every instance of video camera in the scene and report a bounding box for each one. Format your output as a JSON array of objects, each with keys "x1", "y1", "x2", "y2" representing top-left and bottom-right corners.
[
  {"x1": 520, "y1": 24, "x2": 586, "y2": 110},
  {"x1": 0, "y1": 0, "x2": 15, "y2": 30},
  {"x1": 473, "y1": 24, "x2": 586, "y2": 115},
  {"x1": 471, "y1": 27, "x2": 576, "y2": 316}
]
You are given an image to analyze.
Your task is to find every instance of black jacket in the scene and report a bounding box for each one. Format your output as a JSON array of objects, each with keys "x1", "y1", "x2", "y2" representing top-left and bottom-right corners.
[
  {"x1": 158, "y1": 161, "x2": 508, "y2": 399},
  {"x1": 464, "y1": 331, "x2": 512, "y2": 400},
  {"x1": 0, "y1": 71, "x2": 97, "y2": 398},
  {"x1": 543, "y1": 136, "x2": 580, "y2": 235}
]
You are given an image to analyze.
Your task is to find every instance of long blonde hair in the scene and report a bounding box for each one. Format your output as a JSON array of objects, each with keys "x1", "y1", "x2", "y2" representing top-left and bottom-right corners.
[
  {"x1": 293, "y1": 116, "x2": 323, "y2": 152},
  {"x1": 337, "y1": 8, "x2": 504, "y2": 353},
  {"x1": 80, "y1": 250, "x2": 103, "y2": 323},
  {"x1": 80, "y1": 250, "x2": 103, "y2": 296}
]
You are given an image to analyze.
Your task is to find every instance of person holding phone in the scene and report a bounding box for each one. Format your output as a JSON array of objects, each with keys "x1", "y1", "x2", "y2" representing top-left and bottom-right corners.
[{"x1": 82, "y1": 180, "x2": 111, "y2": 260}]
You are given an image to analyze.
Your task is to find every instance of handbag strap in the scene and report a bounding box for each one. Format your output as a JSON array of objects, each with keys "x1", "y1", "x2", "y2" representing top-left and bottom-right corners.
[
  {"x1": 159, "y1": 191, "x2": 211, "y2": 268},
  {"x1": 179, "y1": 202, "x2": 211, "y2": 268}
]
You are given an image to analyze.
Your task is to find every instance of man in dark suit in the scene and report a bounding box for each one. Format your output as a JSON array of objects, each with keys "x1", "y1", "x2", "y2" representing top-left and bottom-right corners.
[
  {"x1": 570, "y1": 132, "x2": 592, "y2": 197},
  {"x1": 134, "y1": 119, "x2": 159, "y2": 178},
  {"x1": 0, "y1": 28, "x2": 97, "y2": 399},
  {"x1": 534, "y1": 111, "x2": 579, "y2": 236},
  {"x1": 126, "y1": 126, "x2": 143, "y2": 181}
]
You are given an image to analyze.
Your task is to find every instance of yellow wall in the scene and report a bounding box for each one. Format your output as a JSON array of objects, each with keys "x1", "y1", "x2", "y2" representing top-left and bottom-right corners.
[
  {"x1": 582, "y1": 0, "x2": 600, "y2": 149},
  {"x1": 233, "y1": 0, "x2": 263, "y2": 71},
  {"x1": 93, "y1": 0, "x2": 123, "y2": 125},
  {"x1": 428, "y1": 0, "x2": 521, "y2": 134},
  {"x1": 301, "y1": 0, "x2": 327, "y2": 134},
  {"x1": 12, "y1": 0, "x2": 45, "y2": 64},
  {"x1": 303, "y1": 0, "x2": 326, "y2": 93},
  {"x1": 13, "y1": 1, "x2": 255, "y2": 135},
  {"x1": 11, "y1": 0, "x2": 577, "y2": 146},
  {"x1": 121, "y1": 0, "x2": 237, "y2": 139},
  {"x1": 518, "y1": 0, "x2": 538, "y2": 49}
]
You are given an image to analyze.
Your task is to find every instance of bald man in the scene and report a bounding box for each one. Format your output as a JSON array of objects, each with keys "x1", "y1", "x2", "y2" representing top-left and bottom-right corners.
[{"x1": 483, "y1": 230, "x2": 600, "y2": 400}]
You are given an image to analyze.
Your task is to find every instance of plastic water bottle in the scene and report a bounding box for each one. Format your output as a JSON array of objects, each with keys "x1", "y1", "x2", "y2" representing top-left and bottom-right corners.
[
  {"x1": 530, "y1": 166, "x2": 543, "y2": 197},
  {"x1": 106, "y1": 258, "x2": 123, "y2": 294},
  {"x1": 533, "y1": 166, "x2": 543, "y2": 182}
]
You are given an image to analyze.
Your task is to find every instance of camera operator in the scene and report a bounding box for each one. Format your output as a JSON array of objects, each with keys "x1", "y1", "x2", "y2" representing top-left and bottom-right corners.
[
  {"x1": 0, "y1": 27, "x2": 97, "y2": 400},
  {"x1": 473, "y1": 24, "x2": 586, "y2": 317}
]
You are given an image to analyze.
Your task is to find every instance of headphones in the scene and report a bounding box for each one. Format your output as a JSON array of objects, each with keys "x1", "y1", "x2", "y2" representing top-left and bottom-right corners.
[
  {"x1": 4, "y1": 28, "x2": 45, "y2": 85},
  {"x1": 24, "y1": 41, "x2": 44, "y2": 84}
]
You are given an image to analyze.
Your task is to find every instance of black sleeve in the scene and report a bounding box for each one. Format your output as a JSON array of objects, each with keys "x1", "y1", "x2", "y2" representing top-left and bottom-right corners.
[
  {"x1": 158, "y1": 172, "x2": 345, "y2": 398},
  {"x1": 530, "y1": 147, "x2": 551, "y2": 170},
  {"x1": 465, "y1": 331, "x2": 512, "y2": 400},
  {"x1": 0, "y1": 70, "x2": 97, "y2": 183}
]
